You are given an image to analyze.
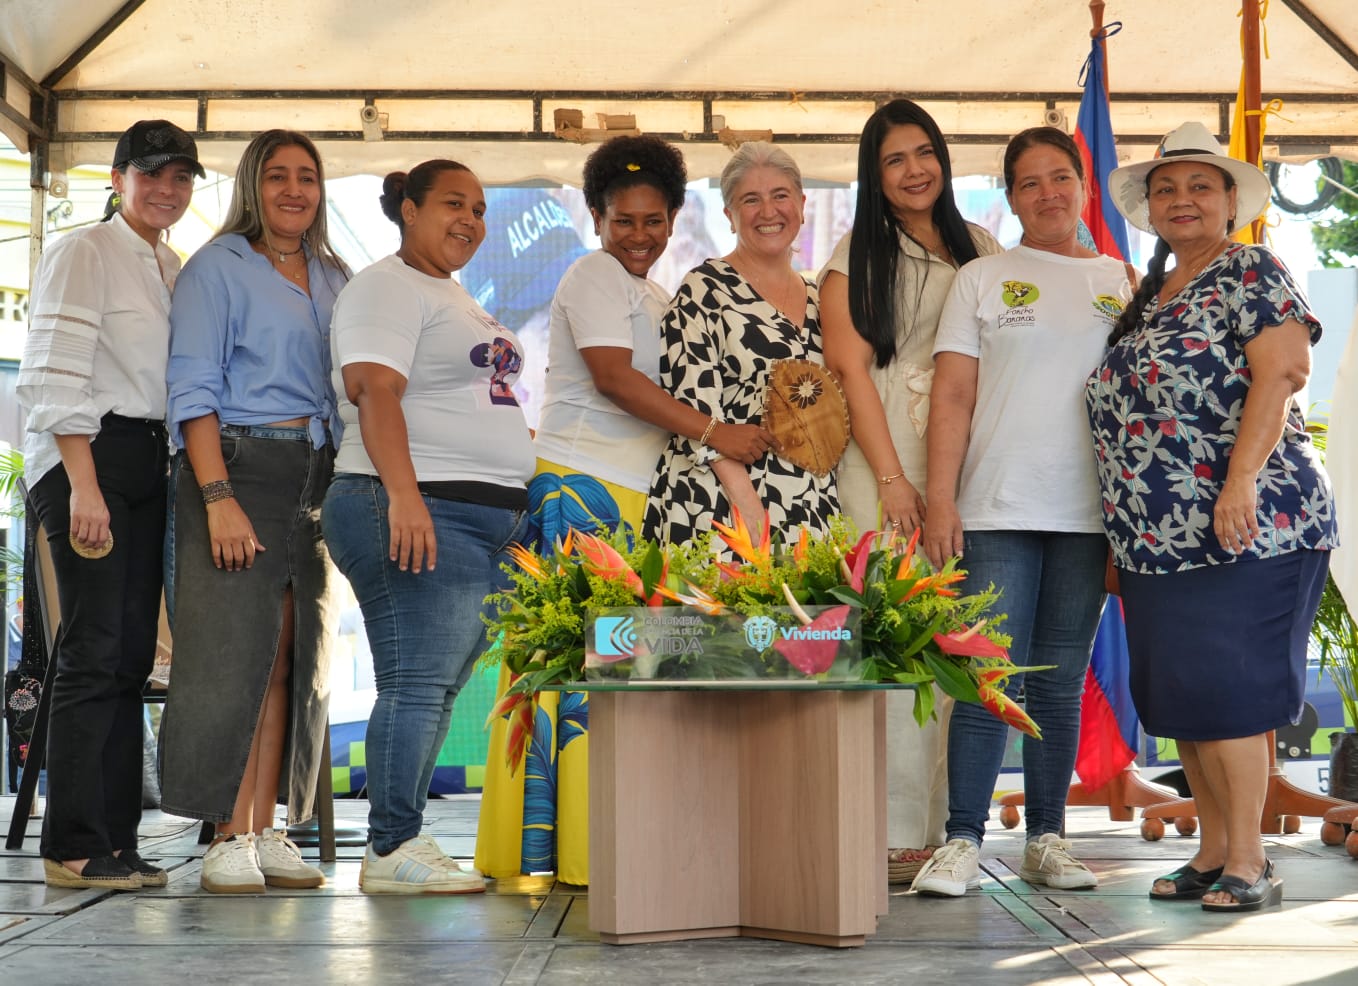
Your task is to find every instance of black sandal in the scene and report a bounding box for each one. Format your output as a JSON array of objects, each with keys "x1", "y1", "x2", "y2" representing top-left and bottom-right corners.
[
  {"x1": 118, "y1": 849, "x2": 169, "y2": 888},
  {"x1": 42, "y1": 855, "x2": 141, "y2": 891},
  {"x1": 1201, "y1": 860, "x2": 1282, "y2": 913},
  {"x1": 1149, "y1": 862, "x2": 1224, "y2": 901}
]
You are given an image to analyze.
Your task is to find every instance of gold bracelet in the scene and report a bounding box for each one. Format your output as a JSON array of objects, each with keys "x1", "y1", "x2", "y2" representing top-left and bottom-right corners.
[
  {"x1": 699, "y1": 417, "x2": 719, "y2": 447},
  {"x1": 877, "y1": 471, "x2": 904, "y2": 485}
]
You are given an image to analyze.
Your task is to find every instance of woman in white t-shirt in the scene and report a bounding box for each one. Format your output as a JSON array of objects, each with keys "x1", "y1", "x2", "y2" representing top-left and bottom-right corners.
[
  {"x1": 910, "y1": 128, "x2": 1131, "y2": 898},
  {"x1": 321, "y1": 159, "x2": 533, "y2": 895},
  {"x1": 476, "y1": 136, "x2": 773, "y2": 887}
]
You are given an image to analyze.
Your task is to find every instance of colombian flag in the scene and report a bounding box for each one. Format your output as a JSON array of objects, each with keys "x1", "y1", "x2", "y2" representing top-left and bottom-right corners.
[
  {"x1": 1073, "y1": 23, "x2": 1130, "y2": 263},
  {"x1": 1076, "y1": 598, "x2": 1140, "y2": 790},
  {"x1": 1073, "y1": 23, "x2": 1139, "y2": 789}
]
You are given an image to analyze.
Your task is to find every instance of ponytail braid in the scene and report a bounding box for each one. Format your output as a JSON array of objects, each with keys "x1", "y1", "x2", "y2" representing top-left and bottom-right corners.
[{"x1": 1109, "y1": 237, "x2": 1172, "y2": 346}]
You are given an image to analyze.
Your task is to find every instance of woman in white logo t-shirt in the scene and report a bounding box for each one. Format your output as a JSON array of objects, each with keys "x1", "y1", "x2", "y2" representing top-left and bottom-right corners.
[
  {"x1": 911, "y1": 128, "x2": 1132, "y2": 899},
  {"x1": 322, "y1": 160, "x2": 533, "y2": 895}
]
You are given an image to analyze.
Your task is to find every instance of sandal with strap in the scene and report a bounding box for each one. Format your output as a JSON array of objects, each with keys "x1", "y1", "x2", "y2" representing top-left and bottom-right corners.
[
  {"x1": 1201, "y1": 860, "x2": 1282, "y2": 913},
  {"x1": 1149, "y1": 862, "x2": 1224, "y2": 901}
]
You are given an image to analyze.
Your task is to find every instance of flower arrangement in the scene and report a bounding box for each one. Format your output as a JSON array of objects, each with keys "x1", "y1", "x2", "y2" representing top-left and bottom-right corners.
[{"x1": 482, "y1": 511, "x2": 1041, "y2": 771}]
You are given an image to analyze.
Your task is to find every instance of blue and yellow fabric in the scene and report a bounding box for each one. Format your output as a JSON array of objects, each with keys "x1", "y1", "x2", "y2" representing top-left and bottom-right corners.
[{"x1": 474, "y1": 458, "x2": 645, "y2": 885}]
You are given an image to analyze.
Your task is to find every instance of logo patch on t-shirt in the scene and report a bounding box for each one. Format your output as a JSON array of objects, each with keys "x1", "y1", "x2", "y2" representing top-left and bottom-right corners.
[
  {"x1": 1001, "y1": 281, "x2": 1039, "y2": 307},
  {"x1": 1092, "y1": 294, "x2": 1125, "y2": 322}
]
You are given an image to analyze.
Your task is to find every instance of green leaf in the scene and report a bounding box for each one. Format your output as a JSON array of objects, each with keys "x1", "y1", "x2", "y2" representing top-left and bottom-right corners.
[
  {"x1": 639, "y1": 542, "x2": 665, "y2": 598},
  {"x1": 922, "y1": 652, "x2": 981, "y2": 705}
]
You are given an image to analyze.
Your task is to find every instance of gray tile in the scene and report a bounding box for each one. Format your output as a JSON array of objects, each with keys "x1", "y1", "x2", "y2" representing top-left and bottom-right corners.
[
  {"x1": 0, "y1": 879, "x2": 116, "y2": 916},
  {"x1": 22, "y1": 892, "x2": 548, "y2": 944},
  {"x1": 0, "y1": 943, "x2": 527, "y2": 986},
  {"x1": 537, "y1": 940, "x2": 1099, "y2": 985},
  {"x1": 0, "y1": 855, "x2": 44, "y2": 881},
  {"x1": 875, "y1": 890, "x2": 1063, "y2": 944},
  {"x1": 1116, "y1": 946, "x2": 1358, "y2": 986}
]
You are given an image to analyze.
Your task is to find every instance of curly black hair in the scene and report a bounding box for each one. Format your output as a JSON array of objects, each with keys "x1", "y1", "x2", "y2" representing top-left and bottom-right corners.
[{"x1": 581, "y1": 135, "x2": 687, "y2": 215}]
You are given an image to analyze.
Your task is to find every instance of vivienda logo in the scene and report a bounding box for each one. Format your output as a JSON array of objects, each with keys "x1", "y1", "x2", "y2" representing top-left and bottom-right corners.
[
  {"x1": 594, "y1": 615, "x2": 638, "y2": 657},
  {"x1": 1001, "y1": 280, "x2": 1039, "y2": 307},
  {"x1": 744, "y1": 615, "x2": 778, "y2": 650}
]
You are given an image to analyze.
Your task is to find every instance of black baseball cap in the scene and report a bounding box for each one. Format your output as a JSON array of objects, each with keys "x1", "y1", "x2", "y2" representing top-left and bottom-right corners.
[{"x1": 112, "y1": 120, "x2": 206, "y2": 178}]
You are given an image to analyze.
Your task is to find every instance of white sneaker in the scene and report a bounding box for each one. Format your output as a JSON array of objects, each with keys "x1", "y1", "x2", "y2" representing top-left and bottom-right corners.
[
  {"x1": 910, "y1": 837, "x2": 982, "y2": 897},
  {"x1": 1019, "y1": 833, "x2": 1098, "y2": 889},
  {"x1": 256, "y1": 828, "x2": 325, "y2": 889},
  {"x1": 359, "y1": 834, "x2": 485, "y2": 895},
  {"x1": 200, "y1": 833, "x2": 266, "y2": 894}
]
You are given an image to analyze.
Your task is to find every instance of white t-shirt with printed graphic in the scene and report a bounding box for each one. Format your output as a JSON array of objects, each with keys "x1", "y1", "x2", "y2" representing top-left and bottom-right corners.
[
  {"x1": 934, "y1": 245, "x2": 1130, "y2": 532},
  {"x1": 331, "y1": 254, "x2": 535, "y2": 487},
  {"x1": 533, "y1": 250, "x2": 671, "y2": 491}
]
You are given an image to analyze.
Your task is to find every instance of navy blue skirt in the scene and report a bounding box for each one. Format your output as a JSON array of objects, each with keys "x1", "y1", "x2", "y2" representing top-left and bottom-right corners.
[{"x1": 1117, "y1": 549, "x2": 1330, "y2": 741}]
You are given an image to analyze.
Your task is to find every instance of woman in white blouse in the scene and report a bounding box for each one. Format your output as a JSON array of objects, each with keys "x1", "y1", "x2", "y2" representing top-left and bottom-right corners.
[{"x1": 17, "y1": 120, "x2": 202, "y2": 890}]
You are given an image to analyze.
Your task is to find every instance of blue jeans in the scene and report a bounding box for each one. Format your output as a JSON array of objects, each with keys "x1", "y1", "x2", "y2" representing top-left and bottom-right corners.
[
  {"x1": 321, "y1": 474, "x2": 527, "y2": 855},
  {"x1": 945, "y1": 531, "x2": 1107, "y2": 845}
]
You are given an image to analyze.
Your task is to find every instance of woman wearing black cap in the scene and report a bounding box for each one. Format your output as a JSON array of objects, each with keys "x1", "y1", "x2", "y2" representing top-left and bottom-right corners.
[{"x1": 17, "y1": 119, "x2": 202, "y2": 889}]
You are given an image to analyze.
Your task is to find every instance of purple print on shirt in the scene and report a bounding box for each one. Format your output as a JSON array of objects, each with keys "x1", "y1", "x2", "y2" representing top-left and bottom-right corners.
[{"x1": 470, "y1": 336, "x2": 522, "y2": 407}]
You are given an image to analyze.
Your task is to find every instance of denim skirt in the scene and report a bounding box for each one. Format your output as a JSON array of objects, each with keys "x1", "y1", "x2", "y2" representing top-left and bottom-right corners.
[
  {"x1": 1118, "y1": 549, "x2": 1330, "y2": 741},
  {"x1": 159, "y1": 425, "x2": 336, "y2": 824}
]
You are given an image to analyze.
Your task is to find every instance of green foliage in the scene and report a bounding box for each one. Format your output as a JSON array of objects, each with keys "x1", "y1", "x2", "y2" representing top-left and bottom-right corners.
[
  {"x1": 1, "y1": 447, "x2": 22, "y2": 590},
  {"x1": 1313, "y1": 575, "x2": 1358, "y2": 728},
  {"x1": 1311, "y1": 159, "x2": 1358, "y2": 269}
]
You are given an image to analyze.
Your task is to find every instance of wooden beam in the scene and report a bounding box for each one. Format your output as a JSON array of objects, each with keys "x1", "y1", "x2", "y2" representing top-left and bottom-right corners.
[{"x1": 41, "y1": 0, "x2": 148, "y2": 89}]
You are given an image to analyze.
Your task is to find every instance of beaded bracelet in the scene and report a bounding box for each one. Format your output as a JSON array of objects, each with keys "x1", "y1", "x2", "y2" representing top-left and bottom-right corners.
[
  {"x1": 699, "y1": 417, "x2": 719, "y2": 447},
  {"x1": 200, "y1": 479, "x2": 236, "y2": 504}
]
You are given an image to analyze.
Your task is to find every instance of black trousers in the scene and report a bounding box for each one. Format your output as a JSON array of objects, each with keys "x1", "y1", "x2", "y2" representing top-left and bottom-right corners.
[{"x1": 28, "y1": 415, "x2": 168, "y2": 860}]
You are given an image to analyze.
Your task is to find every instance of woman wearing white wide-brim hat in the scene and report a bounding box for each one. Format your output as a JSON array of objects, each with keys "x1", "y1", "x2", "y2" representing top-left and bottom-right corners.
[{"x1": 1086, "y1": 122, "x2": 1338, "y2": 913}]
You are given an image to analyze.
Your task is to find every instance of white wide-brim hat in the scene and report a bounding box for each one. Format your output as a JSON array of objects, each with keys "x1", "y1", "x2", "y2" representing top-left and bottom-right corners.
[{"x1": 1107, "y1": 121, "x2": 1273, "y2": 233}]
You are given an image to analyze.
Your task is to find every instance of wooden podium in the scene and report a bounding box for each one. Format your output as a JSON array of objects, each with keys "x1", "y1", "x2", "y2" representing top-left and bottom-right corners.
[{"x1": 584, "y1": 686, "x2": 889, "y2": 948}]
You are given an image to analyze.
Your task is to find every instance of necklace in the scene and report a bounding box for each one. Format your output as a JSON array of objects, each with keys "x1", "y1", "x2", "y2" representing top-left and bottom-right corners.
[
  {"x1": 276, "y1": 245, "x2": 303, "y2": 262},
  {"x1": 273, "y1": 252, "x2": 306, "y2": 282}
]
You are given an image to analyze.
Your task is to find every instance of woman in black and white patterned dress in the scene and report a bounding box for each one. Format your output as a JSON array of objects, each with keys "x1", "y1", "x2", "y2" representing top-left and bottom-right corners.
[{"x1": 643, "y1": 141, "x2": 839, "y2": 544}]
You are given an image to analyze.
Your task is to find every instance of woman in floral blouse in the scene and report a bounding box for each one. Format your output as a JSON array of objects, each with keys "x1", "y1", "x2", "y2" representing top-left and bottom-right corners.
[{"x1": 1089, "y1": 123, "x2": 1338, "y2": 913}]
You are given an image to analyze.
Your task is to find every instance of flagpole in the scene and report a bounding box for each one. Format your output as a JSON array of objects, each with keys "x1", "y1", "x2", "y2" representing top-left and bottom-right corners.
[
  {"x1": 1242, "y1": 0, "x2": 1264, "y2": 240},
  {"x1": 1090, "y1": 1, "x2": 1109, "y2": 94}
]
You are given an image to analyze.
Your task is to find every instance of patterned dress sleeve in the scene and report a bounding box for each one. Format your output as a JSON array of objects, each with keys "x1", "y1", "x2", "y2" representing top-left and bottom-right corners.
[
  {"x1": 658, "y1": 265, "x2": 725, "y2": 469},
  {"x1": 16, "y1": 235, "x2": 106, "y2": 436},
  {"x1": 1227, "y1": 246, "x2": 1322, "y2": 345}
]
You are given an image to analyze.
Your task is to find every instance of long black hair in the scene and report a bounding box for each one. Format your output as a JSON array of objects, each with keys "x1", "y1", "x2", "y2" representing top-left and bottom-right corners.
[{"x1": 847, "y1": 99, "x2": 981, "y2": 368}]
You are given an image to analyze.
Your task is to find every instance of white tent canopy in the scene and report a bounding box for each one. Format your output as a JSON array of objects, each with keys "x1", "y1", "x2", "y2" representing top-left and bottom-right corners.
[{"x1": 2, "y1": 0, "x2": 1357, "y2": 185}]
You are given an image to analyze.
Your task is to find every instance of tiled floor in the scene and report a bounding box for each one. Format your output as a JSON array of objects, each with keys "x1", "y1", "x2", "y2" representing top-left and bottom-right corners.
[{"x1": 2, "y1": 795, "x2": 1357, "y2": 985}]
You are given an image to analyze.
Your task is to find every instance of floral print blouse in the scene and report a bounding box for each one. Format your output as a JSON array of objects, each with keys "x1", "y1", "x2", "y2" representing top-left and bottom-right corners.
[{"x1": 1085, "y1": 243, "x2": 1338, "y2": 574}]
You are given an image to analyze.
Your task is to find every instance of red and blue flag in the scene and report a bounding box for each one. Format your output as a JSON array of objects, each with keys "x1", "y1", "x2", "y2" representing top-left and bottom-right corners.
[
  {"x1": 1076, "y1": 597, "x2": 1140, "y2": 790},
  {"x1": 1074, "y1": 23, "x2": 1130, "y2": 263}
]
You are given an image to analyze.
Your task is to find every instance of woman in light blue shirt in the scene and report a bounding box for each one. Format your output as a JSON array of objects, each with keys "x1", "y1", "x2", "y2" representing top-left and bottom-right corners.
[{"x1": 160, "y1": 129, "x2": 349, "y2": 894}]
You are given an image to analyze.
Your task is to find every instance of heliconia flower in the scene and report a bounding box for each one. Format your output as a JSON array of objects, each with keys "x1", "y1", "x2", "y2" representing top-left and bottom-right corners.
[
  {"x1": 978, "y1": 684, "x2": 1041, "y2": 738},
  {"x1": 842, "y1": 530, "x2": 878, "y2": 576},
  {"x1": 775, "y1": 602, "x2": 852, "y2": 675},
  {"x1": 793, "y1": 527, "x2": 810, "y2": 567},
  {"x1": 506, "y1": 543, "x2": 547, "y2": 580},
  {"x1": 894, "y1": 528, "x2": 921, "y2": 580},
  {"x1": 712, "y1": 507, "x2": 772, "y2": 566},
  {"x1": 902, "y1": 570, "x2": 965, "y2": 601},
  {"x1": 934, "y1": 624, "x2": 1009, "y2": 660},
  {"x1": 573, "y1": 531, "x2": 666, "y2": 604},
  {"x1": 504, "y1": 700, "x2": 536, "y2": 774}
]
